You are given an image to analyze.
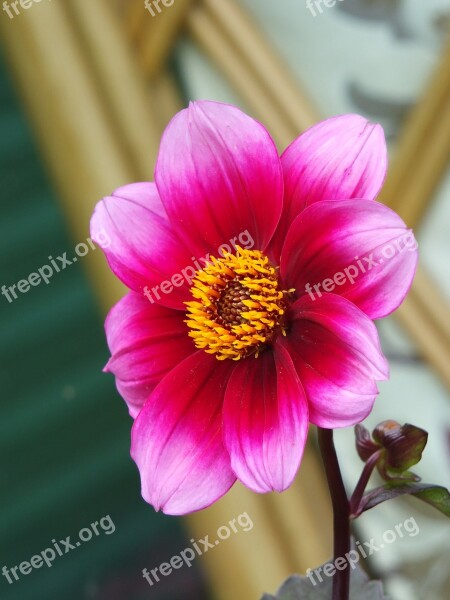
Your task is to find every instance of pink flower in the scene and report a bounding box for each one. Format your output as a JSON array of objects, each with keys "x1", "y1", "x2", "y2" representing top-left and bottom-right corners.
[{"x1": 91, "y1": 101, "x2": 418, "y2": 515}]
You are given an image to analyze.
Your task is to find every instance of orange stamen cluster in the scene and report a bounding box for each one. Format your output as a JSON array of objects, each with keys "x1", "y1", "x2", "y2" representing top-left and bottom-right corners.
[{"x1": 185, "y1": 247, "x2": 291, "y2": 360}]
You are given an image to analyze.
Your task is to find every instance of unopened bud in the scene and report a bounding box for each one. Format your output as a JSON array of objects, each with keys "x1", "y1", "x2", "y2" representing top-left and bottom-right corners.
[
  {"x1": 354, "y1": 421, "x2": 428, "y2": 482},
  {"x1": 373, "y1": 420, "x2": 428, "y2": 474}
]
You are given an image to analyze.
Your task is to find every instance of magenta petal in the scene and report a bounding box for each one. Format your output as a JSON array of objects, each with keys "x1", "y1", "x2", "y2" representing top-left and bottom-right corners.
[
  {"x1": 155, "y1": 100, "x2": 283, "y2": 256},
  {"x1": 281, "y1": 199, "x2": 418, "y2": 319},
  {"x1": 104, "y1": 292, "x2": 195, "y2": 418},
  {"x1": 131, "y1": 352, "x2": 236, "y2": 515},
  {"x1": 270, "y1": 115, "x2": 387, "y2": 260},
  {"x1": 90, "y1": 182, "x2": 194, "y2": 310},
  {"x1": 282, "y1": 294, "x2": 389, "y2": 428},
  {"x1": 223, "y1": 344, "x2": 309, "y2": 493}
]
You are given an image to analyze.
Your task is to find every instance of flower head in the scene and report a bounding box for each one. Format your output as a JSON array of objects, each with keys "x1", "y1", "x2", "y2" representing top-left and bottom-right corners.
[{"x1": 91, "y1": 101, "x2": 418, "y2": 515}]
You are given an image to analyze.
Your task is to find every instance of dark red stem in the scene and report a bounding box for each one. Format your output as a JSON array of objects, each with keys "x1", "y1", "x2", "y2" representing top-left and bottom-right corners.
[
  {"x1": 349, "y1": 450, "x2": 382, "y2": 517},
  {"x1": 318, "y1": 427, "x2": 350, "y2": 600}
]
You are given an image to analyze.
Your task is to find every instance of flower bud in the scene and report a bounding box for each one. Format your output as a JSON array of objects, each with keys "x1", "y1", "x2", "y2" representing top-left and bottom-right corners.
[
  {"x1": 354, "y1": 420, "x2": 428, "y2": 482},
  {"x1": 373, "y1": 420, "x2": 428, "y2": 474}
]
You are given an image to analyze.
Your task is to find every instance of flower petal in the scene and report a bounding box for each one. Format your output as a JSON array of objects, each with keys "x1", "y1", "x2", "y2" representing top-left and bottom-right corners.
[
  {"x1": 104, "y1": 292, "x2": 195, "y2": 418},
  {"x1": 281, "y1": 199, "x2": 418, "y2": 319},
  {"x1": 269, "y1": 115, "x2": 387, "y2": 260},
  {"x1": 223, "y1": 343, "x2": 309, "y2": 493},
  {"x1": 90, "y1": 182, "x2": 194, "y2": 309},
  {"x1": 131, "y1": 351, "x2": 236, "y2": 515},
  {"x1": 281, "y1": 294, "x2": 389, "y2": 428},
  {"x1": 155, "y1": 100, "x2": 283, "y2": 256}
]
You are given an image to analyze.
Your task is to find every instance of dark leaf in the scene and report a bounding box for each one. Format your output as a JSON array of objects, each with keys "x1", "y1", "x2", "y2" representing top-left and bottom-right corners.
[
  {"x1": 360, "y1": 483, "x2": 450, "y2": 517},
  {"x1": 261, "y1": 562, "x2": 389, "y2": 599}
]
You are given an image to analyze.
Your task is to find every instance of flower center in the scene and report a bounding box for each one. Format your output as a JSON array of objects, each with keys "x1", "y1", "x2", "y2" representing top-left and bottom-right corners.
[{"x1": 185, "y1": 247, "x2": 292, "y2": 360}]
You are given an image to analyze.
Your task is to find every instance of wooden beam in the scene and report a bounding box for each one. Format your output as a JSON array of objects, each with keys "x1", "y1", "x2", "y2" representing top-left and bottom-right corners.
[
  {"x1": 396, "y1": 293, "x2": 450, "y2": 390},
  {"x1": 187, "y1": 4, "x2": 294, "y2": 149},
  {"x1": 203, "y1": 0, "x2": 317, "y2": 135},
  {"x1": 380, "y1": 39, "x2": 450, "y2": 227},
  {"x1": 187, "y1": 440, "x2": 332, "y2": 600},
  {"x1": 148, "y1": 70, "x2": 185, "y2": 134},
  {"x1": 0, "y1": 0, "x2": 136, "y2": 313},
  {"x1": 66, "y1": 0, "x2": 161, "y2": 179},
  {"x1": 137, "y1": 0, "x2": 194, "y2": 78}
]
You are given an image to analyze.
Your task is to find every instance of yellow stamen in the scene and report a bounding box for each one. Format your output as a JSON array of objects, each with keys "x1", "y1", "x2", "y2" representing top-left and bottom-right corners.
[{"x1": 184, "y1": 246, "x2": 293, "y2": 360}]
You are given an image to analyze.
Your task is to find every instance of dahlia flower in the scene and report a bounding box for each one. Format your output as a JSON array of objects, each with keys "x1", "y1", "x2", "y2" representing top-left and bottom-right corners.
[{"x1": 91, "y1": 101, "x2": 417, "y2": 515}]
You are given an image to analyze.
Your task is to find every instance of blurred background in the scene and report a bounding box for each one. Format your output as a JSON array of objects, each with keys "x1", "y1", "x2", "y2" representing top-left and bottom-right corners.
[{"x1": 0, "y1": 0, "x2": 449, "y2": 599}]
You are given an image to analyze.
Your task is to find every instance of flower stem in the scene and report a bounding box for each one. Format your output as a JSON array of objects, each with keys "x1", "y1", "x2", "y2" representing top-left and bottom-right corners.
[
  {"x1": 349, "y1": 450, "x2": 382, "y2": 518},
  {"x1": 318, "y1": 428, "x2": 350, "y2": 600}
]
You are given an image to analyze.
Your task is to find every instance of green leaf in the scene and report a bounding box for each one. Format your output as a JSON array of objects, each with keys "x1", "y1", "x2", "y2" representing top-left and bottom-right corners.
[
  {"x1": 261, "y1": 562, "x2": 389, "y2": 599},
  {"x1": 360, "y1": 483, "x2": 450, "y2": 517}
]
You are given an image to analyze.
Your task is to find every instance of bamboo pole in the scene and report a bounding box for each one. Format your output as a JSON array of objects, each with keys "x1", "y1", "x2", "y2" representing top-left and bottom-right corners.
[
  {"x1": 0, "y1": 0, "x2": 133, "y2": 313},
  {"x1": 66, "y1": 0, "x2": 161, "y2": 179},
  {"x1": 137, "y1": 0, "x2": 195, "y2": 78},
  {"x1": 187, "y1": 4, "x2": 294, "y2": 149},
  {"x1": 121, "y1": 0, "x2": 316, "y2": 144},
  {"x1": 188, "y1": 441, "x2": 333, "y2": 600},
  {"x1": 411, "y1": 266, "x2": 450, "y2": 346},
  {"x1": 187, "y1": 485, "x2": 296, "y2": 600},
  {"x1": 395, "y1": 98, "x2": 450, "y2": 227},
  {"x1": 203, "y1": 0, "x2": 317, "y2": 134},
  {"x1": 265, "y1": 438, "x2": 333, "y2": 572},
  {"x1": 375, "y1": 40, "x2": 450, "y2": 369},
  {"x1": 396, "y1": 295, "x2": 450, "y2": 390},
  {"x1": 123, "y1": 0, "x2": 147, "y2": 41},
  {"x1": 380, "y1": 39, "x2": 450, "y2": 227},
  {"x1": 148, "y1": 70, "x2": 185, "y2": 134}
]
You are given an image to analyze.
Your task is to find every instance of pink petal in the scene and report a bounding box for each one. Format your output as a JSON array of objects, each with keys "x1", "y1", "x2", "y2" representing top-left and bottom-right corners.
[
  {"x1": 281, "y1": 199, "x2": 418, "y2": 319},
  {"x1": 131, "y1": 351, "x2": 236, "y2": 515},
  {"x1": 281, "y1": 294, "x2": 389, "y2": 428},
  {"x1": 269, "y1": 115, "x2": 387, "y2": 260},
  {"x1": 223, "y1": 344, "x2": 309, "y2": 493},
  {"x1": 90, "y1": 182, "x2": 195, "y2": 310},
  {"x1": 155, "y1": 100, "x2": 283, "y2": 256},
  {"x1": 104, "y1": 292, "x2": 195, "y2": 418}
]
